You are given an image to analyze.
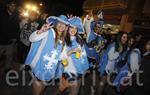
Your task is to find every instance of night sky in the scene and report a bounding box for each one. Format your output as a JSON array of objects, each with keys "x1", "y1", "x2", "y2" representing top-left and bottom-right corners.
[
  {"x1": 0, "y1": 0, "x2": 85, "y2": 16},
  {"x1": 41, "y1": 0, "x2": 85, "y2": 16}
]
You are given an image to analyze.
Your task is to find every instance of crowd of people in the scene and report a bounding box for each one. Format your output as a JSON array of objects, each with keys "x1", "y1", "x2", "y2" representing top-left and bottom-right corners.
[{"x1": 0, "y1": 0, "x2": 150, "y2": 95}]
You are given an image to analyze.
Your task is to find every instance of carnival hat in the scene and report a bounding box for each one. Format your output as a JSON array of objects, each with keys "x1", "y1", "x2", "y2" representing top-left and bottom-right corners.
[
  {"x1": 68, "y1": 17, "x2": 85, "y2": 34},
  {"x1": 47, "y1": 15, "x2": 72, "y2": 26}
]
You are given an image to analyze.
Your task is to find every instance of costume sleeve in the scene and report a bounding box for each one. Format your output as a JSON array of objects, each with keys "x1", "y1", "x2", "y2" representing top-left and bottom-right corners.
[
  {"x1": 130, "y1": 52, "x2": 140, "y2": 73},
  {"x1": 29, "y1": 30, "x2": 48, "y2": 42},
  {"x1": 108, "y1": 46, "x2": 119, "y2": 61}
]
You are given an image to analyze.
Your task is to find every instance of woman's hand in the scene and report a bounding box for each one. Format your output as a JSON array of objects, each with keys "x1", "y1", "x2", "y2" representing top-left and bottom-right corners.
[
  {"x1": 67, "y1": 48, "x2": 81, "y2": 56},
  {"x1": 73, "y1": 48, "x2": 81, "y2": 53},
  {"x1": 37, "y1": 23, "x2": 54, "y2": 34}
]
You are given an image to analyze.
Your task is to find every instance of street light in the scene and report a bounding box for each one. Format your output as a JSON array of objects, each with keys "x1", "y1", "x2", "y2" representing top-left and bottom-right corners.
[
  {"x1": 23, "y1": 11, "x2": 29, "y2": 17},
  {"x1": 40, "y1": 3, "x2": 43, "y2": 6},
  {"x1": 26, "y1": 4, "x2": 31, "y2": 9},
  {"x1": 32, "y1": 5, "x2": 37, "y2": 11},
  {"x1": 21, "y1": 3, "x2": 40, "y2": 17}
]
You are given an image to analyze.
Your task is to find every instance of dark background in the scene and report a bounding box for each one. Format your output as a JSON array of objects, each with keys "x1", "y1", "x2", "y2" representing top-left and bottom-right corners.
[{"x1": 0, "y1": 0, "x2": 85, "y2": 16}]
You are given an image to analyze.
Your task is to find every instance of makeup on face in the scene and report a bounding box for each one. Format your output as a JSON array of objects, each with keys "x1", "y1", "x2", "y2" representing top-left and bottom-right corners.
[
  {"x1": 56, "y1": 22, "x2": 66, "y2": 33},
  {"x1": 94, "y1": 24, "x2": 101, "y2": 34},
  {"x1": 121, "y1": 34, "x2": 128, "y2": 45},
  {"x1": 128, "y1": 38, "x2": 135, "y2": 47},
  {"x1": 69, "y1": 27, "x2": 77, "y2": 36}
]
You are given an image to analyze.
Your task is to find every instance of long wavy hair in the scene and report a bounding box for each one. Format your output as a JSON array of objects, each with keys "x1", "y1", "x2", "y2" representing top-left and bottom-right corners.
[
  {"x1": 53, "y1": 24, "x2": 68, "y2": 48},
  {"x1": 115, "y1": 32, "x2": 128, "y2": 52},
  {"x1": 65, "y1": 26, "x2": 83, "y2": 47}
]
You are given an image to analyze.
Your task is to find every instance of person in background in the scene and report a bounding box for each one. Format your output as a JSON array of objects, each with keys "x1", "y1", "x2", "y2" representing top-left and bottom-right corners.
[
  {"x1": 125, "y1": 38, "x2": 150, "y2": 95},
  {"x1": 113, "y1": 33, "x2": 142, "y2": 94},
  {"x1": 85, "y1": 10, "x2": 105, "y2": 64},
  {"x1": 0, "y1": 0, "x2": 20, "y2": 71},
  {"x1": 85, "y1": 19, "x2": 104, "y2": 65},
  {"x1": 97, "y1": 32, "x2": 128, "y2": 95},
  {"x1": 143, "y1": 39, "x2": 150, "y2": 56},
  {"x1": 19, "y1": 11, "x2": 39, "y2": 63},
  {"x1": 83, "y1": 10, "x2": 94, "y2": 36},
  {"x1": 37, "y1": 12, "x2": 48, "y2": 30},
  {"x1": 105, "y1": 32, "x2": 128, "y2": 75}
]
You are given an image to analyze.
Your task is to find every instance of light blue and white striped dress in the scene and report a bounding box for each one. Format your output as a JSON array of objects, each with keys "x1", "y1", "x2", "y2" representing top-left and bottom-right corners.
[{"x1": 25, "y1": 29, "x2": 63, "y2": 81}]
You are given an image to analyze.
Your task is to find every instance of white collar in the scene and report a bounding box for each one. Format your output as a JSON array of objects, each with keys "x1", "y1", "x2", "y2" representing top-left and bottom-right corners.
[
  {"x1": 143, "y1": 51, "x2": 150, "y2": 56},
  {"x1": 71, "y1": 36, "x2": 76, "y2": 40}
]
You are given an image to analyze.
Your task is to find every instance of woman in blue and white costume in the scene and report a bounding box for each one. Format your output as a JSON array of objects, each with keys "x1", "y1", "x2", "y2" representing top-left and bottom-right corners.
[
  {"x1": 97, "y1": 32, "x2": 128, "y2": 95},
  {"x1": 113, "y1": 34, "x2": 141, "y2": 93},
  {"x1": 104, "y1": 32, "x2": 128, "y2": 75},
  {"x1": 85, "y1": 19, "x2": 104, "y2": 62},
  {"x1": 60, "y1": 17, "x2": 89, "y2": 95},
  {"x1": 67, "y1": 17, "x2": 89, "y2": 76},
  {"x1": 25, "y1": 15, "x2": 71, "y2": 95}
]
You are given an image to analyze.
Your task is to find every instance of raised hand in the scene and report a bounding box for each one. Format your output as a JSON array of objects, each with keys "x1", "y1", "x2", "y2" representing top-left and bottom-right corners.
[{"x1": 37, "y1": 23, "x2": 54, "y2": 34}]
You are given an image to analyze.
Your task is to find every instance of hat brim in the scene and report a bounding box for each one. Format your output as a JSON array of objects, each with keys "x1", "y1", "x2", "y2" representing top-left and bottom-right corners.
[
  {"x1": 68, "y1": 17, "x2": 85, "y2": 34},
  {"x1": 47, "y1": 16, "x2": 73, "y2": 26},
  {"x1": 68, "y1": 17, "x2": 76, "y2": 27}
]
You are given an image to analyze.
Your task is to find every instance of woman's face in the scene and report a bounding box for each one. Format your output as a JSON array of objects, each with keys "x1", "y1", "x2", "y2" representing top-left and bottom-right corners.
[
  {"x1": 7, "y1": 3, "x2": 16, "y2": 13},
  {"x1": 94, "y1": 23, "x2": 101, "y2": 34},
  {"x1": 128, "y1": 38, "x2": 135, "y2": 47},
  {"x1": 121, "y1": 33, "x2": 128, "y2": 45},
  {"x1": 146, "y1": 41, "x2": 150, "y2": 52},
  {"x1": 69, "y1": 27, "x2": 77, "y2": 36},
  {"x1": 56, "y1": 22, "x2": 66, "y2": 34}
]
